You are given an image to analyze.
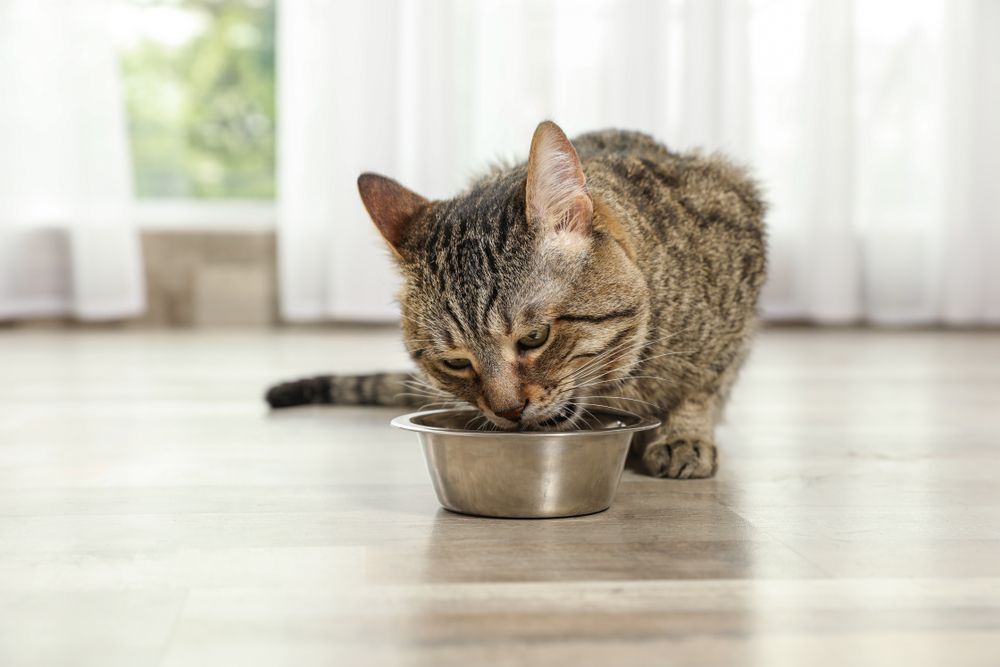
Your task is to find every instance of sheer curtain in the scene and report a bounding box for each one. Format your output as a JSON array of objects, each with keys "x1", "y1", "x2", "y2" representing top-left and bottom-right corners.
[
  {"x1": 278, "y1": 0, "x2": 1000, "y2": 325},
  {"x1": 0, "y1": 0, "x2": 143, "y2": 320}
]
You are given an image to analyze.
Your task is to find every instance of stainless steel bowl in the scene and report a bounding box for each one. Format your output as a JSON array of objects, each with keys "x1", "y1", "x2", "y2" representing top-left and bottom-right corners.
[{"x1": 391, "y1": 407, "x2": 660, "y2": 519}]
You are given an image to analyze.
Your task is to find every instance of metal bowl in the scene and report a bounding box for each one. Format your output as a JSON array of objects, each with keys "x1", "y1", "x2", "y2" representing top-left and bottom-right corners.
[{"x1": 391, "y1": 407, "x2": 660, "y2": 519}]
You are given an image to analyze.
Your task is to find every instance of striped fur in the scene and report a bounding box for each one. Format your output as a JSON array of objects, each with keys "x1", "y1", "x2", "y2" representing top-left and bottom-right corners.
[
  {"x1": 265, "y1": 372, "x2": 425, "y2": 409},
  {"x1": 266, "y1": 122, "x2": 767, "y2": 478}
]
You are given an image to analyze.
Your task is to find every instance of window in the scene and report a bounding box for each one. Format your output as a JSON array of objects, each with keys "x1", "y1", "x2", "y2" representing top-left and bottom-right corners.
[{"x1": 113, "y1": 0, "x2": 275, "y2": 200}]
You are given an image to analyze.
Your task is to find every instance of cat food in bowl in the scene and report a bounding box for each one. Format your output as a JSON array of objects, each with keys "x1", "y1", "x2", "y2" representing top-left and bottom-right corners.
[{"x1": 391, "y1": 407, "x2": 660, "y2": 519}]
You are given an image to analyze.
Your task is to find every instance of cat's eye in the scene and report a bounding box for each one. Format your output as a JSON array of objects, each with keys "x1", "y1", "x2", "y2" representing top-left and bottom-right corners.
[
  {"x1": 442, "y1": 357, "x2": 472, "y2": 370},
  {"x1": 517, "y1": 324, "x2": 550, "y2": 350}
]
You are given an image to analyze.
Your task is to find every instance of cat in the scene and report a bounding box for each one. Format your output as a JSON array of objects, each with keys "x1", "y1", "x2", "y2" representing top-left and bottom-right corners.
[{"x1": 266, "y1": 121, "x2": 766, "y2": 479}]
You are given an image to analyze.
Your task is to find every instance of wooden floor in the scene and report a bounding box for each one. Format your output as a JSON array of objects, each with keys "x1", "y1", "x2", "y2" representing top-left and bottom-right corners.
[{"x1": 1, "y1": 327, "x2": 999, "y2": 666}]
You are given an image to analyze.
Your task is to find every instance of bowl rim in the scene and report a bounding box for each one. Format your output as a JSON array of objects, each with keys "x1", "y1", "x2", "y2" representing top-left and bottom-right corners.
[{"x1": 390, "y1": 406, "x2": 661, "y2": 439}]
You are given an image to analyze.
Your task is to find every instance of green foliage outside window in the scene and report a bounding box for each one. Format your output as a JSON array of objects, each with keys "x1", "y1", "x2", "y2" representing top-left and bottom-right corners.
[{"x1": 118, "y1": 0, "x2": 275, "y2": 199}]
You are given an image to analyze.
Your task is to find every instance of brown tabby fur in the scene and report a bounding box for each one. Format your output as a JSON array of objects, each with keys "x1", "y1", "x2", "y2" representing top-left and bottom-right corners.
[{"x1": 266, "y1": 121, "x2": 766, "y2": 479}]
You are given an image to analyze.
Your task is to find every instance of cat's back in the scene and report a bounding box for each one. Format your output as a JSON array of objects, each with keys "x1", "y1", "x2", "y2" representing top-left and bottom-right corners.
[
  {"x1": 576, "y1": 129, "x2": 766, "y2": 327},
  {"x1": 572, "y1": 129, "x2": 674, "y2": 162},
  {"x1": 576, "y1": 129, "x2": 766, "y2": 243}
]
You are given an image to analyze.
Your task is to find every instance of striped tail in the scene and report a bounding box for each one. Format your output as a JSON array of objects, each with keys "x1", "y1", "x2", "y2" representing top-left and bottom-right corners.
[{"x1": 265, "y1": 372, "x2": 435, "y2": 409}]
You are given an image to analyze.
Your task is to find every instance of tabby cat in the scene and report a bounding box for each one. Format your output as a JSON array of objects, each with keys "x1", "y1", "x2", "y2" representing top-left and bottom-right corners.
[{"x1": 267, "y1": 121, "x2": 766, "y2": 479}]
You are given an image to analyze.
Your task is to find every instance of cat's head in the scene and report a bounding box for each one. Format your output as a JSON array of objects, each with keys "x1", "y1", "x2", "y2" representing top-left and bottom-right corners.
[{"x1": 358, "y1": 121, "x2": 649, "y2": 430}]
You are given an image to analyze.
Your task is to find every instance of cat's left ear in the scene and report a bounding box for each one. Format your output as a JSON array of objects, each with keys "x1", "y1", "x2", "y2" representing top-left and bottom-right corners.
[
  {"x1": 358, "y1": 173, "x2": 429, "y2": 257},
  {"x1": 526, "y1": 121, "x2": 593, "y2": 240}
]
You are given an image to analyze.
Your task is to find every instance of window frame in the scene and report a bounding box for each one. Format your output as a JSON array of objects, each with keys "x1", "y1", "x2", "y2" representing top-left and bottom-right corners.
[{"x1": 134, "y1": 199, "x2": 276, "y2": 232}]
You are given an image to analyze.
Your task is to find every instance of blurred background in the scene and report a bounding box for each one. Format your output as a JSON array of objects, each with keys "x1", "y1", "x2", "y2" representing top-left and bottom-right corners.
[{"x1": 0, "y1": 0, "x2": 997, "y2": 329}]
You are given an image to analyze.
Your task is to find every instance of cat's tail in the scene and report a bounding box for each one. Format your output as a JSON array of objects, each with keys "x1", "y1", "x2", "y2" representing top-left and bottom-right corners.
[{"x1": 265, "y1": 372, "x2": 431, "y2": 409}]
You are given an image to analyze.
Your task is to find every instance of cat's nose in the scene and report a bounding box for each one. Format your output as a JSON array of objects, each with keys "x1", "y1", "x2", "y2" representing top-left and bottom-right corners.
[{"x1": 495, "y1": 400, "x2": 528, "y2": 422}]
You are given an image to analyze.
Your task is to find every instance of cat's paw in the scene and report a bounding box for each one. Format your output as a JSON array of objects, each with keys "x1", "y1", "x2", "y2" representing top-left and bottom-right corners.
[{"x1": 642, "y1": 439, "x2": 718, "y2": 479}]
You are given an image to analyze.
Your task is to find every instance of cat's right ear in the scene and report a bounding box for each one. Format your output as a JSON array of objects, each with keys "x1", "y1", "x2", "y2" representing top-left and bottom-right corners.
[{"x1": 357, "y1": 173, "x2": 429, "y2": 256}]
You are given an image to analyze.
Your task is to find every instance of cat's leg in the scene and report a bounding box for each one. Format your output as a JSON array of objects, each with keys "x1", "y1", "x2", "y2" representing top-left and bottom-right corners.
[
  {"x1": 638, "y1": 398, "x2": 719, "y2": 479},
  {"x1": 636, "y1": 337, "x2": 752, "y2": 478}
]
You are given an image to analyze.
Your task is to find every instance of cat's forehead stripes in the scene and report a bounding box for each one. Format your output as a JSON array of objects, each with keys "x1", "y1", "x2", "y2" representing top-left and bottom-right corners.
[{"x1": 419, "y1": 169, "x2": 536, "y2": 338}]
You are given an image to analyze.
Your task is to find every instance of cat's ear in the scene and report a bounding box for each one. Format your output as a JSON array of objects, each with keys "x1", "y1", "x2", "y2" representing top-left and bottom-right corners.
[
  {"x1": 526, "y1": 121, "x2": 593, "y2": 240},
  {"x1": 357, "y1": 173, "x2": 429, "y2": 255}
]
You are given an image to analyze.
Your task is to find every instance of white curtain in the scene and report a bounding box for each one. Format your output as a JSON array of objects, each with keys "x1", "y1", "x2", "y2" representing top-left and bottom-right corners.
[
  {"x1": 278, "y1": 0, "x2": 1000, "y2": 325},
  {"x1": 0, "y1": 0, "x2": 143, "y2": 320}
]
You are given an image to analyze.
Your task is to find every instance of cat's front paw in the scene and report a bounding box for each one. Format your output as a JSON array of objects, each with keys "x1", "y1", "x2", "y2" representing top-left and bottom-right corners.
[{"x1": 642, "y1": 439, "x2": 718, "y2": 479}]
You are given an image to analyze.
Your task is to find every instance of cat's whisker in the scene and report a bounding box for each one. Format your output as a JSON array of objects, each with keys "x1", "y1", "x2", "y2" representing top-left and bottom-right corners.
[
  {"x1": 572, "y1": 336, "x2": 693, "y2": 383},
  {"x1": 412, "y1": 395, "x2": 465, "y2": 404},
  {"x1": 399, "y1": 383, "x2": 449, "y2": 396},
  {"x1": 573, "y1": 374, "x2": 673, "y2": 388},
  {"x1": 574, "y1": 404, "x2": 599, "y2": 431},
  {"x1": 568, "y1": 375, "x2": 674, "y2": 394},
  {"x1": 416, "y1": 401, "x2": 466, "y2": 411},
  {"x1": 550, "y1": 347, "x2": 634, "y2": 394},
  {"x1": 400, "y1": 379, "x2": 451, "y2": 396},
  {"x1": 574, "y1": 394, "x2": 660, "y2": 409},
  {"x1": 398, "y1": 381, "x2": 446, "y2": 392},
  {"x1": 465, "y1": 413, "x2": 487, "y2": 430},
  {"x1": 552, "y1": 326, "x2": 694, "y2": 388},
  {"x1": 560, "y1": 349, "x2": 695, "y2": 393},
  {"x1": 401, "y1": 388, "x2": 448, "y2": 398},
  {"x1": 552, "y1": 329, "x2": 650, "y2": 385},
  {"x1": 394, "y1": 390, "x2": 452, "y2": 400},
  {"x1": 401, "y1": 376, "x2": 440, "y2": 387},
  {"x1": 554, "y1": 349, "x2": 640, "y2": 392},
  {"x1": 559, "y1": 363, "x2": 630, "y2": 393},
  {"x1": 572, "y1": 402, "x2": 617, "y2": 430},
  {"x1": 563, "y1": 323, "x2": 696, "y2": 380}
]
